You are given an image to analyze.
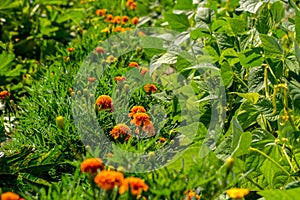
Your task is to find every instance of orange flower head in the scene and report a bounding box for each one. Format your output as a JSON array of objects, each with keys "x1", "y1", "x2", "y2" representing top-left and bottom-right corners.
[
  {"x1": 143, "y1": 84, "x2": 157, "y2": 93},
  {"x1": 187, "y1": 191, "x2": 201, "y2": 200},
  {"x1": 106, "y1": 55, "x2": 118, "y2": 63},
  {"x1": 110, "y1": 124, "x2": 131, "y2": 139},
  {"x1": 143, "y1": 122, "x2": 155, "y2": 136},
  {"x1": 68, "y1": 47, "x2": 75, "y2": 52},
  {"x1": 128, "y1": 62, "x2": 139, "y2": 68},
  {"x1": 122, "y1": 16, "x2": 129, "y2": 24},
  {"x1": 131, "y1": 113, "x2": 151, "y2": 127},
  {"x1": 128, "y1": 106, "x2": 146, "y2": 118},
  {"x1": 80, "y1": 158, "x2": 105, "y2": 174},
  {"x1": 95, "y1": 95, "x2": 113, "y2": 111},
  {"x1": 106, "y1": 14, "x2": 114, "y2": 21},
  {"x1": 131, "y1": 17, "x2": 139, "y2": 25},
  {"x1": 126, "y1": 0, "x2": 134, "y2": 7},
  {"x1": 129, "y1": 2, "x2": 137, "y2": 10},
  {"x1": 88, "y1": 77, "x2": 97, "y2": 83},
  {"x1": 1, "y1": 192, "x2": 21, "y2": 200},
  {"x1": 113, "y1": 26, "x2": 126, "y2": 32},
  {"x1": 94, "y1": 170, "x2": 124, "y2": 190},
  {"x1": 158, "y1": 137, "x2": 166, "y2": 143},
  {"x1": 226, "y1": 188, "x2": 250, "y2": 199},
  {"x1": 119, "y1": 177, "x2": 148, "y2": 196},
  {"x1": 0, "y1": 90, "x2": 10, "y2": 99},
  {"x1": 114, "y1": 16, "x2": 121, "y2": 24},
  {"x1": 95, "y1": 9, "x2": 107, "y2": 16},
  {"x1": 140, "y1": 67, "x2": 148, "y2": 76},
  {"x1": 114, "y1": 76, "x2": 126, "y2": 82},
  {"x1": 94, "y1": 47, "x2": 106, "y2": 55}
]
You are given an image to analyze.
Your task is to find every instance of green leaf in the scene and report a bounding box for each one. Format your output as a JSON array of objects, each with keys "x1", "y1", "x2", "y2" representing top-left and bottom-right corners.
[
  {"x1": 232, "y1": 132, "x2": 252, "y2": 157},
  {"x1": 239, "y1": 48, "x2": 264, "y2": 68},
  {"x1": 231, "y1": 117, "x2": 243, "y2": 152},
  {"x1": 270, "y1": 1, "x2": 285, "y2": 23},
  {"x1": 226, "y1": 17, "x2": 247, "y2": 35},
  {"x1": 195, "y1": 7, "x2": 214, "y2": 25},
  {"x1": 260, "y1": 34, "x2": 283, "y2": 57},
  {"x1": 174, "y1": 0, "x2": 193, "y2": 10},
  {"x1": 233, "y1": 92, "x2": 260, "y2": 104},
  {"x1": 165, "y1": 14, "x2": 189, "y2": 32},
  {"x1": 220, "y1": 48, "x2": 240, "y2": 66},
  {"x1": 259, "y1": 188, "x2": 300, "y2": 200},
  {"x1": 237, "y1": 0, "x2": 264, "y2": 14},
  {"x1": 256, "y1": 3, "x2": 272, "y2": 34},
  {"x1": 220, "y1": 62, "x2": 234, "y2": 88}
]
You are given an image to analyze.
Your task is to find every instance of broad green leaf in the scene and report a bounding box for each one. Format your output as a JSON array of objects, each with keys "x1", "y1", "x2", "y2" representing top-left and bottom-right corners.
[
  {"x1": 256, "y1": 3, "x2": 272, "y2": 34},
  {"x1": 236, "y1": 0, "x2": 264, "y2": 14},
  {"x1": 220, "y1": 62, "x2": 234, "y2": 88},
  {"x1": 260, "y1": 34, "x2": 283, "y2": 57},
  {"x1": 270, "y1": 1, "x2": 285, "y2": 23},
  {"x1": 226, "y1": 17, "x2": 247, "y2": 35},
  {"x1": 220, "y1": 48, "x2": 239, "y2": 66},
  {"x1": 165, "y1": 14, "x2": 189, "y2": 32},
  {"x1": 239, "y1": 48, "x2": 264, "y2": 68},
  {"x1": 174, "y1": 0, "x2": 193, "y2": 10},
  {"x1": 248, "y1": 66, "x2": 264, "y2": 92},
  {"x1": 294, "y1": 40, "x2": 300, "y2": 65},
  {"x1": 259, "y1": 188, "x2": 300, "y2": 200},
  {"x1": 233, "y1": 92, "x2": 260, "y2": 104},
  {"x1": 231, "y1": 117, "x2": 243, "y2": 152},
  {"x1": 195, "y1": 7, "x2": 214, "y2": 25},
  {"x1": 232, "y1": 132, "x2": 252, "y2": 157}
]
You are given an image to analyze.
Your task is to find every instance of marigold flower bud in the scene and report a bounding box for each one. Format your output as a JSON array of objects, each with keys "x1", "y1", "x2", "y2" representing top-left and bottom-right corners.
[{"x1": 56, "y1": 116, "x2": 65, "y2": 129}]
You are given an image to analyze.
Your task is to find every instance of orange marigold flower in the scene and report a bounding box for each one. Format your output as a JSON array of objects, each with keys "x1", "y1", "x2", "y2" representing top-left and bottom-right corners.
[
  {"x1": 140, "y1": 67, "x2": 148, "y2": 76},
  {"x1": 130, "y1": 2, "x2": 137, "y2": 10},
  {"x1": 0, "y1": 90, "x2": 10, "y2": 99},
  {"x1": 119, "y1": 177, "x2": 148, "y2": 196},
  {"x1": 95, "y1": 9, "x2": 107, "y2": 16},
  {"x1": 126, "y1": 0, "x2": 134, "y2": 7},
  {"x1": 131, "y1": 17, "x2": 139, "y2": 25},
  {"x1": 110, "y1": 124, "x2": 131, "y2": 139},
  {"x1": 94, "y1": 47, "x2": 106, "y2": 55},
  {"x1": 114, "y1": 16, "x2": 121, "y2": 24},
  {"x1": 128, "y1": 106, "x2": 146, "y2": 118},
  {"x1": 88, "y1": 77, "x2": 97, "y2": 82},
  {"x1": 226, "y1": 188, "x2": 249, "y2": 199},
  {"x1": 187, "y1": 191, "x2": 201, "y2": 200},
  {"x1": 114, "y1": 76, "x2": 126, "y2": 82},
  {"x1": 128, "y1": 62, "x2": 139, "y2": 68},
  {"x1": 113, "y1": 26, "x2": 126, "y2": 32},
  {"x1": 94, "y1": 170, "x2": 124, "y2": 190},
  {"x1": 80, "y1": 158, "x2": 105, "y2": 174},
  {"x1": 130, "y1": 113, "x2": 151, "y2": 127},
  {"x1": 158, "y1": 137, "x2": 166, "y2": 143},
  {"x1": 143, "y1": 84, "x2": 157, "y2": 93},
  {"x1": 106, "y1": 14, "x2": 114, "y2": 21},
  {"x1": 95, "y1": 95, "x2": 113, "y2": 111},
  {"x1": 68, "y1": 47, "x2": 75, "y2": 52},
  {"x1": 143, "y1": 122, "x2": 155, "y2": 136},
  {"x1": 1, "y1": 192, "x2": 22, "y2": 200},
  {"x1": 122, "y1": 16, "x2": 129, "y2": 24}
]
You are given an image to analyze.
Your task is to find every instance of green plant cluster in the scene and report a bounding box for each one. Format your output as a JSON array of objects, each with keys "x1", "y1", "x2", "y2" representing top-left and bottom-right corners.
[{"x1": 1, "y1": 0, "x2": 300, "y2": 199}]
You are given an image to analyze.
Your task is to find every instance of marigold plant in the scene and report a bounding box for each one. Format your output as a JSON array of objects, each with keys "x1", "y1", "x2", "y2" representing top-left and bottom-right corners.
[
  {"x1": 94, "y1": 170, "x2": 124, "y2": 190},
  {"x1": 80, "y1": 158, "x2": 105, "y2": 174},
  {"x1": 131, "y1": 17, "x2": 139, "y2": 25},
  {"x1": 95, "y1": 95, "x2": 113, "y2": 111},
  {"x1": 0, "y1": 90, "x2": 10, "y2": 99},
  {"x1": 128, "y1": 61, "x2": 139, "y2": 68},
  {"x1": 94, "y1": 47, "x2": 106, "y2": 54},
  {"x1": 226, "y1": 188, "x2": 249, "y2": 199},
  {"x1": 119, "y1": 177, "x2": 148, "y2": 196},
  {"x1": 143, "y1": 84, "x2": 157, "y2": 93},
  {"x1": 95, "y1": 9, "x2": 106, "y2": 16},
  {"x1": 1, "y1": 192, "x2": 23, "y2": 200},
  {"x1": 110, "y1": 124, "x2": 131, "y2": 139},
  {"x1": 130, "y1": 113, "x2": 151, "y2": 127},
  {"x1": 128, "y1": 106, "x2": 146, "y2": 118}
]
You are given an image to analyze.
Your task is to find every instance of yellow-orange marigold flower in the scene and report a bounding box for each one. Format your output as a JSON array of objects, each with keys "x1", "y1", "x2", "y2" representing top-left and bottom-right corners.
[
  {"x1": 131, "y1": 17, "x2": 139, "y2": 25},
  {"x1": 129, "y1": 2, "x2": 137, "y2": 10},
  {"x1": 131, "y1": 113, "x2": 151, "y2": 127},
  {"x1": 128, "y1": 106, "x2": 146, "y2": 118},
  {"x1": 114, "y1": 76, "x2": 126, "y2": 82},
  {"x1": 226, "y1": 188, "x2": 249, "y2": 199},
  {"x1": 122, "y1": 16, "x2": 129, "y2": 24},
  {"x1": 126, "y1": 0, "x2": 134, "y2": 7},
  {"x1": 113, "y1": 26, "x2": 126, "y2": 32},
  {"x1": 88, "y1": 77, "x2": 97, "y2": 83},
  {"x1": 95, "y1": 95, "x2": 113, "y2": 111},
  {"x1": 94, "y1": 170, "x2": 124, "y2": 190},
  {"x1": 106, "y1": 55, "x2": 118, "y2": 63},
  {"x1": 143, "y1": 122, "x2": 155, "y2": 136},
  {"x1": 187, "y1": 190, "x2": 201, "y2": 200},
  {"x1": 128, "y1": 62, "x2": 139, "y2": 68},
  {"x1": 68, "y1": 47, "x2": 75, "y2": 52},
  {"x1": 119, "y1": 177, "x2": 148, "y2": 196},
  {"x1": 94, "y1": 47, "x2": 106, "y2": 55},
  {"x1": 143, "y1": 84, "x2": 157, "y2": 93},
  {"x1": 158, "y1": 137, "x2": 166, "y2": 143},
  {"x1": 1, "y1": 192, "x2": 22, "y2": 200},
  {"x1": 106, "y1": 14, "x2": 114, "y2": 21},
  {"x1": 140, "y1": 67, "x2": 148, "y2": 76},
  {"x1": 0, "y1": 90, "x2": 10, "y2": 99},
  {"x1": 110, "y1": 124, "x2": 131, "y2": 139},
  {"x1": 95, "y1": 9, "x2": 106, "y2": 16},
  {"x1": 114, "y1": 16, "x2": 121, "y2": 24},
  {"x1": 80, "y1": 158, "x2": 105, "y2": 174}
]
